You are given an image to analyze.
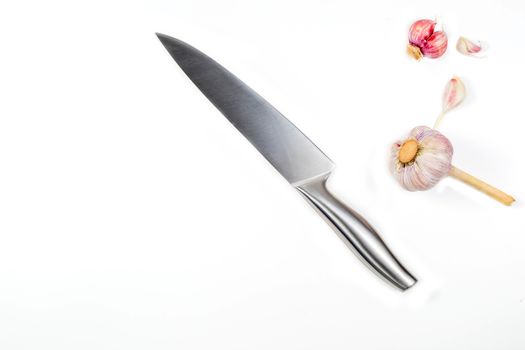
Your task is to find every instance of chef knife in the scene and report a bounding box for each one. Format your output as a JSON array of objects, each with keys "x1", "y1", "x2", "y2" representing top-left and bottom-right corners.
[{"x1": 156, "y1": 33, "x2": 416, "y2": 290}]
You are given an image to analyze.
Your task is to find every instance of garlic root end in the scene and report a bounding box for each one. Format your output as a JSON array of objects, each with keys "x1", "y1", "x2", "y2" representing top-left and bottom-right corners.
[
  {"x1": 399, "y1": 139, "x2": 419, "y2": 164},
  {"x1": 407, "y1": 44, "x2": 423, "y2": 60}
]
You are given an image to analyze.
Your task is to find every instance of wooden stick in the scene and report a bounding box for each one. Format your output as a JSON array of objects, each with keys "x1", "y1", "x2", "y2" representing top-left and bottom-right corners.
[{"x1": 449, "y1": 166, "x2": 515, "y2": 206}]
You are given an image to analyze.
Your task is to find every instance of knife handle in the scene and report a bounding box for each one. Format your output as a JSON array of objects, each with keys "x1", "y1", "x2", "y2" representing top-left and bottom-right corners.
[{"x1": 296, "y1": 175, "x2": 416, "y2": 291}]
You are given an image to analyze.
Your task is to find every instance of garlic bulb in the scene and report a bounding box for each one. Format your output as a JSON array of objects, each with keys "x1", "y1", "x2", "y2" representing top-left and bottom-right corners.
[
  {"x1": 391, "y1": 127, "x2": 515, "y2": 205},
  {"x1": 407, "y1": 19, "x2": 448, "y2": 60},
  {"x1": 391, "y1": 126, "x2": 453, "y2": 191},
  {"x1": 390, "y1": 77, "x2": 515, "y2": 205}
]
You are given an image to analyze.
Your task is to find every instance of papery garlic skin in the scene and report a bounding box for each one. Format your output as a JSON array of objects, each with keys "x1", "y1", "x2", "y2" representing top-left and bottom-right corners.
[
  {"x1": 391, "y1": 126, "x2": 453, "y2": 191},
  {"x1": 407, "y1": 19, "x2": 448, "y2": 60},
  {"x1": 456, "y1": 36, "x2": 484, "y2": 57}
]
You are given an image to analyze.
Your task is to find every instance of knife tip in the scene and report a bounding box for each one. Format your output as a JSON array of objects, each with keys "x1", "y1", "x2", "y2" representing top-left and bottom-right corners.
[
  {"x1": 155, "y1": 32, "x2": 185, "y2": 49},
  {"x1": 155, "y1": 32, "x2": 168, "y2": 41}
]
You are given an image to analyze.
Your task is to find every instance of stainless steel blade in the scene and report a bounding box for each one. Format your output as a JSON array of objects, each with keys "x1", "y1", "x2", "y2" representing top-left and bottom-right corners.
[{"x1": 156, "y1": 33, "x2": 334, "y2": 185}]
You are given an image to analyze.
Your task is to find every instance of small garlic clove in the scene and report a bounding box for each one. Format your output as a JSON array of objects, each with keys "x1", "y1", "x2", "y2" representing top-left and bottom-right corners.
[
  {"x1": 434, "y1": 76, "x2": 466, "y2": 129},
  {"x1": 391, "y1": 126, "x2": 453, "y2": 191},
  {"x1": 456, "y1": 36, "x2": 485, "y2": 57},
  {"x1": 442, "y1": 76, "x2": 466, "y2": 114}
]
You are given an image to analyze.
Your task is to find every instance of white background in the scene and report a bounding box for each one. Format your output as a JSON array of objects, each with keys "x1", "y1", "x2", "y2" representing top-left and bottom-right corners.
[{"x1": 1, "y1": 0, "x2": 524, "y2": 349}]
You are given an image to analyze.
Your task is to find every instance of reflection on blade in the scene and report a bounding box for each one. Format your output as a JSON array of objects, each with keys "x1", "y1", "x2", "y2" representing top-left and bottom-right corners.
[{"x1": 157, "y1": 33, "x2": 334, "y2": 185}]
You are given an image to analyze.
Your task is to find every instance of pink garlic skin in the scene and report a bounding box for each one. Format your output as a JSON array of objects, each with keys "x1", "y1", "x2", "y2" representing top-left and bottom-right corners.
[
  {"x1": 421, "y1": 31, "x2": 448, "y2": 58},
  {"x1": 408, "y1": 19, "x2": 435, "y2": 46},
  {"x1": 442, "y1": 77, "x2": 466, "y2": 113},
  {"x1": 391, "y1": 126, "x2": 454, "y2": 191},
  {"x1": 407, "y1": 19, "x2": 448, "y2": 59}
]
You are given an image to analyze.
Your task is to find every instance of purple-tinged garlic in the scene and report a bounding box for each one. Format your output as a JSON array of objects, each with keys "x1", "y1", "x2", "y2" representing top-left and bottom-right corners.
[
  {"x1": 407, "y1": 19, "x2": 448, "y2": 60},
  {"x1": 391, "y1": 126, "x2": 453, "y2": 191},
  {"x1": 391, "y1": 127, "x2": 515, "y2": 205},
  {"x1": 434, "y1": 76, "x2": 466, "y2": 128},
  {"x1": 456, "y1": 37, "x2": 485, "y2": 57},
  {"x1": 391, "y1": 77, "x2": 515, "y2": 205}
]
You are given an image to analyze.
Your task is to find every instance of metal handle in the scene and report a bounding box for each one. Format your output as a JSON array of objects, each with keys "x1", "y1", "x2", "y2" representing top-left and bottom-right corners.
[{"x1": 296, "y1": 175, "x2": 416, "y2": 291}]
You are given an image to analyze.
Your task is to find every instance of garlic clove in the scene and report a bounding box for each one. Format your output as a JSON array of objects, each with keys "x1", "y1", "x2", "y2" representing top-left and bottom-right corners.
[
  {"x1": 420, "y1": 31, "x2": 448, "y2": 58},
  {"x1": 434, "y1": 76, "x2": 466, "y2": 129},
  {"x1": 408, "y1": 19, "x2": 436, "y2": 46},
  {"x1": 456, "y1": 36, "x2": 485, "y2": 57},
  {"x1": 442, "y1": 76, "x2": 466, "y2": 114}
]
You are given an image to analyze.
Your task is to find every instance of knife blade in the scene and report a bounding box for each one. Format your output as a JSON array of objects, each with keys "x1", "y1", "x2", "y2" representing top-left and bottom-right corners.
[{"x1": 157, "y1": 33, "x2": 416, "y2": 290}]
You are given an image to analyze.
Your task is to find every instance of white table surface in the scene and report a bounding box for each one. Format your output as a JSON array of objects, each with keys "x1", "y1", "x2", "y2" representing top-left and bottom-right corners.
[{"x1": 1, "y1": 0, "x2": 524, "y2": 349}]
